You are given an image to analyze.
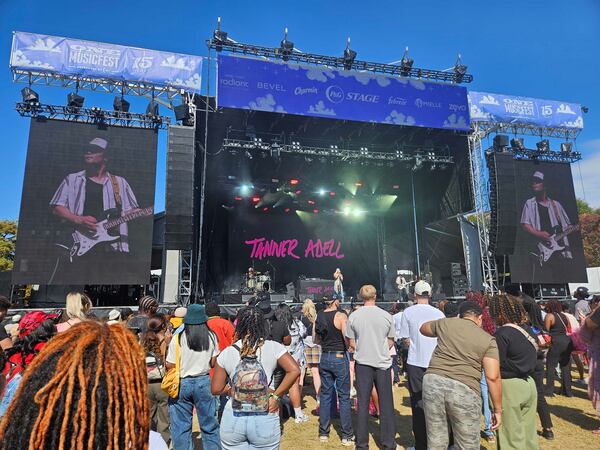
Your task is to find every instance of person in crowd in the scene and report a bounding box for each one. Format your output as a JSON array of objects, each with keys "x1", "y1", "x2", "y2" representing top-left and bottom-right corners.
[
  {"x1": 544, "y1": 299, "x2": 574, "y2": 397},
  {"x1": 488, "y1": 294, "x2": 539, "y2": 450},
  {"x1": 0, "y1": 311, "x2": 58, "y2": 418},
  {"x1": 517, "y1": 291, "x2": 555, "y2": 440},
  {"x1": 313, "y1": 295, "x2": 355, "y2": 446},
  {"x1": 166, "y1": 304, "x2": 221, "y2": 450},
  {"x1": 106, "y1": 308, "x2": 122, "y2": 325},
  {"x1": 346, "y1": 285, "x2": 396, "y2": 450},
  {"x1": 121, "y1": 307, "x2": 135, "y2": 323},
  {"x1": 0, "y1": 296, "x2": 12, "y2": 351},
  {"x1": 0, "y1": 320, "x2": 168, "y2": 450},
  {"x1": 141, "y1": 314, "x2": 172, "y2": 445},
  {"x1": 419, "y1": 301, "x2": 502, "y2": 450},
  {"x1": 170, "y1": 306, "x2": 187, "y2": 331},
  {"x1": 574, "y1": 286, "x2": 592, "y2": 320},
  {"x1": 561, "y1": 302, "x2": 586, "y2": 383},
  {"x1": 301, "y1": 298, "x2": 322, "y2": 409},
  {"x1": 398, "y1": 280, "x2": 445, "y2": 450},
  {"x1": 211, "y1": 306, "x2": 300, "y2": 450},
  {"x1": 581, "y1": 300, "x2": 600, "y2": 434},
  {"x1": 128, "y1": 295, "x2": 159, "y2": 334},
  {"x1": 389, "y1": 303, "x2": 402, "y2": 384},
  {"x1": 275, "y1": 303, "x2": 309, "y2": 423},
  {"x1": 56, "y1": 291, "x2": 91, "y2": 333},
  {"x1": 206, "y1": 303, "x2": 235, "y2": 351},
  {"x1": 442, "y1": 302, "x2": 458, "y2": 318}
]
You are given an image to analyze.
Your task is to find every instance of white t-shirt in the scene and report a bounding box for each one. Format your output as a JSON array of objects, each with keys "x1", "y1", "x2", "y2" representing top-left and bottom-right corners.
[
  {"x1": 149, "y1": 430, "x2": 169, "y2": 450},
  {"x1": 166, "y1": 329, "x2": 219, "y2": 378},
  {"x1": 393, "y1": 312, "x2": 403, "y2": 340},
  {"x1": 398, "y1": 304, "x2": 445, "y2": 368}
]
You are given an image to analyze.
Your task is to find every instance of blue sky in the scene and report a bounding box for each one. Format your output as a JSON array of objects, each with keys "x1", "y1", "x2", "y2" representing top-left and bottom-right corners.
[{"x1": 1, "y1": 0, "x2": 599, "y2": 219}]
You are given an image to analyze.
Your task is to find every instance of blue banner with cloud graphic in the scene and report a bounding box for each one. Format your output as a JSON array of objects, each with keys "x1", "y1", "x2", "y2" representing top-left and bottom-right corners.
[
  {"x1": 10, "y1": 31, "x2": 202, "y2": 91},
  {"x1": 468, "y1": 91, "x2": 583, "y2": 129},
  {"x1": 217, "y1": 54, "x2": 470, "y2": 131}
]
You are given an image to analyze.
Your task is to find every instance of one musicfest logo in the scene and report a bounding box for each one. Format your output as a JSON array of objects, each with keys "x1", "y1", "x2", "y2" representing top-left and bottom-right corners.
[
  {"x1": 244, "y1": 237, "x2": 344, "y2": 260},
  {"x1": 68, "y1": 44, "x2": 120, "y2": 70},
  {"x1": 415, "y1": 98, "x2": 442, "y2": 109},
  {"x1": 503, "y1": 98, "x2": 534, "y2": 116},
  {"x1": 326, "y1": 85, "x2": 344, "y2": 104}
]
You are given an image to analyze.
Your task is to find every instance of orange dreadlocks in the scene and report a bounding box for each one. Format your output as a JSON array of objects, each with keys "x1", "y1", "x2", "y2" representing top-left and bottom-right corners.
[{"x1": 0, "y1": 321, "x2": 150, "y2": 450}]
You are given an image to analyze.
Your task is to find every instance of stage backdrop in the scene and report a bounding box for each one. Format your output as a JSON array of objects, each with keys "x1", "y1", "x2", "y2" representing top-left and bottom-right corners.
[
  {"x1": 506, "y1": 160, "x2": 586, "y2": 283},
  {"x1": 13, "y1": 119, "x2": 157, "y2": 285},
  {"x1": 227, "y1": 209, "x2": 381, "y2": 296}
]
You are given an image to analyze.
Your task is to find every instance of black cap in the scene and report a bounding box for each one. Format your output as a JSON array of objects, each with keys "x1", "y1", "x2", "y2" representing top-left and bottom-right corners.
[
  {"x1": 257, "y1": 300, "x2": 274, "y2": 319},
  {"x1": 574, "y1": 286, "x2": 590, "y2": 300},
  {"x1": 458, "y1": 301, "x2": 483, "y2": 318}
]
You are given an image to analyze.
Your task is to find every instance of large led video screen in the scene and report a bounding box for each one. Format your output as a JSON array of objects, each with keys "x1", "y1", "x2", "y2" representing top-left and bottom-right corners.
[
  {"x1": 508, "y1": 160, "x2": 586, "y2": 283},
  {"x1": 13, "y1": 119, "x2": 157, "y2": 285}
]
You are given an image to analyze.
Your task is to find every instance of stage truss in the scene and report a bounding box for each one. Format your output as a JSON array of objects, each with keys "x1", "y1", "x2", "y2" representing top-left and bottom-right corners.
[{"x1": 468, "y1": 121, "x2": 583, "y2": 294}]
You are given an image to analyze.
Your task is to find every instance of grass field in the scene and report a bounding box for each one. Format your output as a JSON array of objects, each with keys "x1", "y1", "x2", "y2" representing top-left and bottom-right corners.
[{"x1": 279, "y1": 372, "x2": 599, "y2": 450}]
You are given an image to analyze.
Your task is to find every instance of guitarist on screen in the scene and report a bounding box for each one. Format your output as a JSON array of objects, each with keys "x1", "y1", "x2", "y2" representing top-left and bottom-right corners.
[
  {"x1": 49, "y1": 137, "x2": 152, "y2": 283},
  {"x1": 520, "y1": 170, "x2": 577, "y2": 269}
]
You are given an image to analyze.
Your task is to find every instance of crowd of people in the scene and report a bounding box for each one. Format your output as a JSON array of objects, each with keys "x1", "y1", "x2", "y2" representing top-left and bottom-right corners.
[{"x1": 0, "y1": 281, "x2": 599, "y2": 449}]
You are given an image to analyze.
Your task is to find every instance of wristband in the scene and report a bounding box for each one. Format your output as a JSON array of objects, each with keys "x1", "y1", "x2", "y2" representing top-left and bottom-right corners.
[{"x1": 269, "y1": 393, "x2": 280, "y2": 401}]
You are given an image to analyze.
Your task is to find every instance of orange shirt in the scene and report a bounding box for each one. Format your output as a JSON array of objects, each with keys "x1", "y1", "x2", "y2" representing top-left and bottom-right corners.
[{"x1": 207, "y1": 316, "x2": 235, "y2": 351}]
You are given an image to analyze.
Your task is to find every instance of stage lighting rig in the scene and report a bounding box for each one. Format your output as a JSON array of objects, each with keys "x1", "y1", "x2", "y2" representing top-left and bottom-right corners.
[
  {"x1": 453, "y1": 54, "x2": 468, "y2": 83},
  {"x1": 510, "y1": 137, "x2": 525, "y2": 150},
  {"x1": 146, "y1": 100, "x2": 159, "y2": 118},
  {"x1": 90, "y1": 106, "x2": 105, "y2": 122},
  {"x1": 213, "y1": 17, "x2": 229, "y2": 52},
  {"x1": 279, "y1": 28, "x2": 294, "y2": 61},
  {"x1": 400, "y1": 47, "x2": 414, "y2": 77},
  {"x1": 21, "y1": 87, "x2": 39, "y2": 104},
  {"x1": 560, "y1": 142, "x2": 573, "y2": 155},
  {"x1": 492, "y1": 134, "x2": 509, "y2": 152},
  {"x1": 113, "y1": 96, "x2": 130, "y2": 113},
  {"x1": 343, "y1": 38, "x2": 357, "y2": 70},
  {"x1": 536, "y1": 139, "x2": 550, "y2": 153},
  {"x1": 67, "y1": 92, "x2": 84, "y2": 109}
]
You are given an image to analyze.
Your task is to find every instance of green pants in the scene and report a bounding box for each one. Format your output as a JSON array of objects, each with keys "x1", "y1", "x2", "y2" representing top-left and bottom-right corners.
[{"x1": 498, "y1": 377, "x2": 539, "y2": 450}]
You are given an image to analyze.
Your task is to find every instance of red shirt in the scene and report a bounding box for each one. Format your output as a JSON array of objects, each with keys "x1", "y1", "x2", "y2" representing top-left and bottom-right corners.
[{"x1": 207, "y1": 317, "x2": 235, "y2": 351}]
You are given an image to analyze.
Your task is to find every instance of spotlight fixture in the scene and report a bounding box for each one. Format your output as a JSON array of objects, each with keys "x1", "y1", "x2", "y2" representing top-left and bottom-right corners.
[
  {"x1": 146, "y1": 100, "x2": 159, "y2": 117},
  {"x1": 536, "y1": 139, "x2": 550, "y2": 153},
  {"x1": 113, "y1": 96, "x2": 130, "y2": 112},
  {"x1": 582, "y1": 106, "x2": 589, "y2": 113},
  {"x1": 21, "y1": 87, "x2": 39, "y2": 104},
  {"x1": 560, "y1": 142, "x2": 573, "y2": 155},
  {"x1": 400, "y1": 47, "x2": 413, "y2": 77},
  {"x1": 279, "y1": 28, "x2": 294, "y2": 61},
  {"x1": 342, "y1": 38, "x2": 357, "y2": 70},
  {"x1": 90, "y1": 106, "x2": 105, "y2": 120},
  {"x1": 493, "y1": 134, "x2": 509, "y2": 152},
  {"x1": 67, "y1": 92, "x2": 84, "y2": 109},
  {"x1": 213, "y1": 17, "x2": 228, "y2": 52},
  {"x1": 510, "y1": 137, "x2": 525, "y2": 150},
  {"x1": 453, "y1": 54, "x2": 468, "y2": 83}
]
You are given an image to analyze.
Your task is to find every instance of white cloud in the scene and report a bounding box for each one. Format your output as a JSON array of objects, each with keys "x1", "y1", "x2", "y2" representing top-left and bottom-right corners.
[
  {"x1": 409, "y1": 79, "x2": 426, "y2": 90},
  {"x1": 469, "y1": 104, "x2": 491, "y2": 120},
  {"x1": 170, "y1": 73, "x2": 201, "y2": 90},
  {"x1": 479, "y1": 95, "x2": 499, "y2": 105},
  {"x1": 308, "y1": 100, "x2": 335, "y2": 116},
  {"x1": 560, "y1": 116, "x2": 584, "y2": 128},
  {"x1": 556, "y1": 103, "x2": 576, "y2": 115},
  {"x1": 572, "y1": 139, "x2": 600, "y2": 208},
  {"x1": 10, "y1": 50, "x2": 54, "y2": 69},
  {"x1": 443, "y1": 113, "x2": 468, "y2": 129},
  {"x1": 337, "y1": 70, "x2": 392, "y2": 87},
  {"x1": 26, "y1": 38, "x2": 61, "y2": 53},
  {"x1": 384, "y1": 110, "x2": 416, "y2": 126},
  {"x1": 248, "y1": 94, "x2": 286, "y2": 112},
  {"x1": 160, "y1": 56, "x2": 198, "y2": 71},
  {"x1": 305, "y1": 68, "x2": 335, "y2": 82}
]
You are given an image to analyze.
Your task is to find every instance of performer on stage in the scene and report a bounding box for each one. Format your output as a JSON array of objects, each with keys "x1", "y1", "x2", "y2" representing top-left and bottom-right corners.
[
  {"x1": 333, "y1": 268, "x2": 344, "y2": 300},
  {"x1": 395, "y1": 269, "x2": 409, "y2": 302}
]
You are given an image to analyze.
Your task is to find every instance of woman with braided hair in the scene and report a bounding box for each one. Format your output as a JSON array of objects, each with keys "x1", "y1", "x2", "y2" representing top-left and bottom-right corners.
[
  {"x1": 488, "y1": 294, "x2": 539, "y2": 450},
  {"x1": 0, "y1": 320, "x2": 168, "y2": 450},
  {"x1": 543, "y1": 299, "x2": 574, "y2": 397},
  {"x1": 212, "y1": 306, "x2": 300, "y2": 450}
]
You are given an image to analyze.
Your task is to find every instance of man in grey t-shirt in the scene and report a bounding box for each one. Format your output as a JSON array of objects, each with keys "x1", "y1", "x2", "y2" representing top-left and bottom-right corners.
[{"x1": 346, "y1": 285, "x2": 396, "y2": 450}]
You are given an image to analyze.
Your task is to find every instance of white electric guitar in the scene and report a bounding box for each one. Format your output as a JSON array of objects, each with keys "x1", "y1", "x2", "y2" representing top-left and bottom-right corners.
[
  {"x1": 537, "y1": 224, "x2": 579, "y2": 265},
  {"x1": 69, "y1": 207, "x2": 153, "y2": 259}
]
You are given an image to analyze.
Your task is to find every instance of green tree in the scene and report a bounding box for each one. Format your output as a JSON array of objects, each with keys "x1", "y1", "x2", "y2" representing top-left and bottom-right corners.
[
  {"x1": 0, "y1": 220, "x2": 17, "y2": 271},
  {"x1": 577, "y1": 198, "x2": 595, "y2": 215}
]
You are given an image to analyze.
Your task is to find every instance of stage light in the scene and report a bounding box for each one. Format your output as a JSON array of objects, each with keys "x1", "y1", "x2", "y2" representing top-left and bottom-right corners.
[
  {"x1": 21, "y1": 87, "x2": 39, "y2": 104},
  {"x1": 90, "y1": 106, "x2": 105, "y2": 120},
  {"x1": 493, "y1": 134, "x2": 509, "y2": 152},
  {"x1": 67, "y1": 92, "x2": 84, "y2": 108},
  {"x1": 313, "y1": 208, "x2": 319, "y2": 214},
  {"x1": 360, "y1": 147, "x2": 368, "y2": 155},
  {"x1": 329, "y1": 191, "x2": 336, "y2": 197},
  {"x1": 213, "y1": 17, "x2": 228, "y2": 52},
  {"x1": 392, "y1": 184, "x2": 400, "y2": 189},
  {"x1": 113, "y1": 96, "x2": 130, "y2": 112},
  {"x1": 318, "y1": 188, "x2": 326, "y2": 196},
  {"x1": 295, "y1": 189, "x2": 302, "y2": 195},
  {"x1": 308, "y1": 200, "x2": 316, "y2": 205},
  {"x1": 352, "y1": 209, "x2": 364, "y2": 218},
  {"x1": 252, "y1": 196, "x2": 261, "y2": 203},
  {"x1": 146, "y1": 100, "x2": 159, "y2": 117},
  {"x1": 279, "y1": 28, "x2": 294, "y2": 61},
  {"x1": 453, "y1": 54, "x2": 467, "y2": 83},
  {"x1": 400, "y1": 47, "x2": 414, "y2": 77},
  {"x1": 239, "y1": 185, "x2": 251, "y2": 195},
  {"x1": 234, "y1": 196, "x2": 242, "y2": 201},
  {"x1": 342, "y1": 207, "x2": 351, "y2": 216},
  {"x1": 582, "y1": 106, "x2": 589, "y2": 113},
  {"x1": 510, "y1": 138, "x2": 525, "y2": 150},
  {"x1": 536, "y1": 139, "x2": 550, "y2": 153},
  {"x1": 285, "y1": 208, "x2": 291, "y2": 213},
  {"x1": 290, "y1": 179, "x2": 299, "y2": 185},
  {"x1": 263, "y1": 207, "x2": 269, "y2": 212},
  {"x1": 561, "y1": 142, "x2": 573, "y2": 155},
  {"x1": 342, "y1": 38, "x2": 357, "y2": 70},
  {"x1": 355, "y1": 181, "x2": 363, "y2": 187}
]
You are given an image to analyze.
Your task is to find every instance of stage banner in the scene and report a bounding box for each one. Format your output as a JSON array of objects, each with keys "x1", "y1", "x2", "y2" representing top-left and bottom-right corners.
[
  {"x1": 13, "y1": 120, "x2": 157, "y2": 285},
  {"x1": 217, "y1": 54, "x2": 470, "y2": 131},
  {"x1": 10, "y1": 31, "x2": 202, "y2": 91},
  {"x1": 468, "y1": 91, "x2": 583, "y2": 129}
]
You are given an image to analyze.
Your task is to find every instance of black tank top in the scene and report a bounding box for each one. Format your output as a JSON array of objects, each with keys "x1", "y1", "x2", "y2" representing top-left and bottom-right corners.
[
  {"x1": 319, "y1": 310, "x2": 346, "y2": 352},
  {"x1": 549, "y1": 312, "x2": 569, "y2": 337}
]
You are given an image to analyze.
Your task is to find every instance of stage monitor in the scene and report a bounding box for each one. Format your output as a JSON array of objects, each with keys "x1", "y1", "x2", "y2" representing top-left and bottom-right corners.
[
  {"x1": 13, "y1": 119, "x2": 157, "y2": 285},
  {"x1": 504, "y1": 159, "x2": 586, "y2": 284}
]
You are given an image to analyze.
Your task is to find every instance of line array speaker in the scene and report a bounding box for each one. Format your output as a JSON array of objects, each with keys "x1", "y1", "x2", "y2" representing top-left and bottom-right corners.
[{"x1": 487, "y1": 151, "x2": 518, "y2": 255}]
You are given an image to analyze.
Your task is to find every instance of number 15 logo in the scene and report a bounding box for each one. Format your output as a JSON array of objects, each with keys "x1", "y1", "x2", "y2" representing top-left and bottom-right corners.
[
  {"x1": 541, "y1": 105, "x2": 552, "y2": 116},
  {"x1": 134, "y1": 56, "x2": 153, "y2": 70}
]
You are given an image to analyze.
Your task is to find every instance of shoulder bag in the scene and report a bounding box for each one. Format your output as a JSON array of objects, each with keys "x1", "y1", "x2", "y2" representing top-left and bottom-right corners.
[{"x1": 161, "y1": 332, "x2": 180, "y2": 398}]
